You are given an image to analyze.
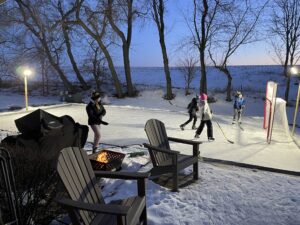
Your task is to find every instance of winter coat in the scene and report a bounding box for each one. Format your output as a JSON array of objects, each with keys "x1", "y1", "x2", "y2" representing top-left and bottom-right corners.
[
  {"x1": 233, "y1": 97, "x2": 245, "y2": 110},
  {"x1": 187, "y1": 98, "x2": 199, "y2": 115},
  {"x1": 86, "y1": 100, "x2": 106, "y2": 125},
  {"x1": 199, "y1": 101, "x2": 212, "y2": 121}
]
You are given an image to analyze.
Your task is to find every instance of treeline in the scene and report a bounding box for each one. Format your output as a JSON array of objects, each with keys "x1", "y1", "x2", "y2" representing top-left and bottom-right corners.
[{"x1": 0, "y1": 0, "x2": 299, "y2": 102}]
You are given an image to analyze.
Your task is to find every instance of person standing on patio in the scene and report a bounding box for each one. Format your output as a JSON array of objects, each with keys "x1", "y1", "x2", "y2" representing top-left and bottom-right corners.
[{"x1": 86, "y1": 91, "x2": 108, "y2": 153}]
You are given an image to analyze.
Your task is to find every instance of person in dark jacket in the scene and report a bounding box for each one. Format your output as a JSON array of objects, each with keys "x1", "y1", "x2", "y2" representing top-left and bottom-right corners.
[
  {"x1": 180, "y1": 97, "x2": 199, "y2": 130},
  {"x1": 86, "y1": 91, "x2": 108, "y2": 153}
]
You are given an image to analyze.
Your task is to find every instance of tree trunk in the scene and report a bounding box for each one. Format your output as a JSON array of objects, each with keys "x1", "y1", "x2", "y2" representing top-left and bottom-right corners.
[
  {"x1": 92, "y1": 53, "x2": 101, "y2": 91},
  {"x1": 123, "y1": 44, "x2": 134, "y2": 96},
  {"x1": 42, "y1": 40, "x2": 74, "y2": 92},
  {"x1": 51, "y1": 60, "x2": 74, "y2": 92},
  {"x1": 97, "y1": 39, "x2": 123, "y2": 98},
  {"x1": 41, "y1": 55, "x2": 45, "y2": 96},
  {"x1": 285, "y1": 76, "x2": 290, "y2": 103},
  {"x1": 45, "y1": 64, "x2": 49, "y2": 95},
  {"x1": 107, "y1": 0, "x2": 134, "y2": 97},
  {"x1": 62, "y1": 23, "x2": 89, "y2": 90},
  {"x1": 200, "y1": 0, "x2": 208, "y2": 94},
  {"x1": 186, "y1": 83, "x2": 190, "y2": 96},
  {"x1": 200, "y1": 53, "x2": 207, "y2": 94},
  {"x1": 225, "y1": 73, "x2": 232, "y2": 101},
  {"x1": 220, "y1": 67, "x2": 232, "y2": 101},
  {"x1": 160, "y1": 36, "x2": 173, "y2": 99}
]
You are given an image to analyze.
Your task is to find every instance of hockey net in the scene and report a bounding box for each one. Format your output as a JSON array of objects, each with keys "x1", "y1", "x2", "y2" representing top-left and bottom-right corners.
[
  {"x1": 264, "y1": 81, "x2": 291, "y2": 143},
  {"x1": 271, "y1": 98, "x2": 292, "y2": 143}
]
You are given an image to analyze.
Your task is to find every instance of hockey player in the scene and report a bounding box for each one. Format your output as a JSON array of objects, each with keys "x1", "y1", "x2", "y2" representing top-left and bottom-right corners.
[
  {"x1": 180, "y1": 97, "x2": 199, "y2": 130},
  {"x1": 232, "y1": 91, "x2": 245, "y2": 124},
  {"x1": 194, "y1": 93, "x2": 215, "y2": 141}
]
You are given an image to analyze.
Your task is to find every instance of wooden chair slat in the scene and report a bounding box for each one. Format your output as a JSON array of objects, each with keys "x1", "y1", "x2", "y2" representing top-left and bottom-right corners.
[
  {"x1": 66, "y1": 147, "x2": 101, "y2": 222},
  {"x1": 75, "y1": 148, "x2": 104, "y2": 203},
  {"x1": 59, "y1": 148, "x2": 92, "y2": 223}
]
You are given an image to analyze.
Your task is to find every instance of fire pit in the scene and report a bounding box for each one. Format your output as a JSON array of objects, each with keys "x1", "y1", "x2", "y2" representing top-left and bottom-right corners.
[{"x1": 89, "y1": 150, "x2": 125, "y2": 171}]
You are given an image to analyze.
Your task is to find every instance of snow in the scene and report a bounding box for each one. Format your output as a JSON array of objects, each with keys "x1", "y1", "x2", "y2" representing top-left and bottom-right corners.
[
  {"x1": 1, "y1": 88, "x2": 299, "y2": 172},
  {"x1": 84, "y1": 145, "x2": 300, "y2": 225},
  {"x1": 0, "y1": 67, "x2": 300, "y2": 224}
]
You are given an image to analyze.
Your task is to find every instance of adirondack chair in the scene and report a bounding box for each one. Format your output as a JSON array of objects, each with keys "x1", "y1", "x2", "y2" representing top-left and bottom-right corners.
[
  {"x1": 56, "y1": 147, "x2": 149, "y2": 225},
  {"x1": 143, "y1": 119, "x2": 200, "y2": 191}
]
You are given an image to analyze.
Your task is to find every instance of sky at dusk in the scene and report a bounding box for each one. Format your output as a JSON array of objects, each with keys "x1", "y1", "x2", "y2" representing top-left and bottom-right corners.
[{"x1": 121, "y1": 0, "x2": 275, "y2": 67}]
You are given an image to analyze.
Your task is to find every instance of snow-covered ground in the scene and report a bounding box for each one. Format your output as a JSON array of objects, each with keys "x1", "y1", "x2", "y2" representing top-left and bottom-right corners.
[
  {"x1": 1, "y1": 67, "x2": 300, "y2": 224},
  {"x1": 103, "y1": 150, "x2": 300, "y2": 225}
]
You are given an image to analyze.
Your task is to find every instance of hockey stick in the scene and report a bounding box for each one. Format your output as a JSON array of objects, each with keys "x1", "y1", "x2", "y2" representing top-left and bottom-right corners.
[
  {"x1": 168, "y1": 100, "x2": 186, "y2": 109},
  {"x1": 215, "y1": 120, "x2": 234, "y2": 144},
  {"x1": 238, "y1": 123, "x2": 244, "y2": 131}
]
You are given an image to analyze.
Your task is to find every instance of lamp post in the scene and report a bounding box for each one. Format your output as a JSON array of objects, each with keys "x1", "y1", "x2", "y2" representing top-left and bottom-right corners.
[
  {"x1": 291, "y1": 66, "x2": 300, "y2": 136},
  {"x1": 23, "y1": 68, "x2": 32, "y2": 111}
]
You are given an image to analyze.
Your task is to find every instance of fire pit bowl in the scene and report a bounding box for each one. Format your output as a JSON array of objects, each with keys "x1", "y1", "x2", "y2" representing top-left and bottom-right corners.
[{"x1": 89, "y1": 149, "x2": 126, "y2": 171}]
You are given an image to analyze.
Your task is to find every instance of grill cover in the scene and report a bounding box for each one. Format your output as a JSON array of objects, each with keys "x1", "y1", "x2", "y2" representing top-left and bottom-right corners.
[{"x1": 2, "y1": 109, "x2": 88, "y2": 156}]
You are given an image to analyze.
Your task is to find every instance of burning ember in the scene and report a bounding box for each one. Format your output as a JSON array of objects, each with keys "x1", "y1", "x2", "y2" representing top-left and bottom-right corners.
[
  {"x1": 89, "y1": 150, "x2": 126, "y2": 171},
  {"x1": 96, "y1": 151, "x2": 109, "y2": 163}
]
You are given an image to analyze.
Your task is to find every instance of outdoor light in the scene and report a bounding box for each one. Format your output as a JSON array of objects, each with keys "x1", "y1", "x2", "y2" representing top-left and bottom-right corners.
[
  {"x1": 22, "y1": 67, "x2": 33, "y2": 111},
  {"x1": 290, "y1": 66, "x2": 298, "y2": 76},
  {"x1": 23, "y1": 69, "x2": 32, "y2": 77}
]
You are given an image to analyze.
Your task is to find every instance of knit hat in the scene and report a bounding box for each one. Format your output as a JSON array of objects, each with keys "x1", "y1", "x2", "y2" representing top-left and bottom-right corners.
[
  {"x1": 199, "y1": 93, "x2": 208, "y2": 101},
  {"x1": 236, "y1": 91, "x2": 242, "y2": 97},
  {"x1": 91, "y1": 91, "x2": 101, "y2": 100}
]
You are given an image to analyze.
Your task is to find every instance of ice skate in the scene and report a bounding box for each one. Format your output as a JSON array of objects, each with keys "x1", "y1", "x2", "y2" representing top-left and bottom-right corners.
[{"x1": 180, "y1": 124, "x2": 185, "y2": 130}]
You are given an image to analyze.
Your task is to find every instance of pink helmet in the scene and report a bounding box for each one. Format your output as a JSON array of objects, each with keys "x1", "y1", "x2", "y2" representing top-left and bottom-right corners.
[{"x1": 199, "y1": 93, "x2": 208, "y2": 101}]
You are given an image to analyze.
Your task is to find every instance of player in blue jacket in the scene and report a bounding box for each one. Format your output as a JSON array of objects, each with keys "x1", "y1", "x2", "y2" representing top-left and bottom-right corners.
[{"x1": 233, "y1": 91, "x2": 245, "y2": 124}]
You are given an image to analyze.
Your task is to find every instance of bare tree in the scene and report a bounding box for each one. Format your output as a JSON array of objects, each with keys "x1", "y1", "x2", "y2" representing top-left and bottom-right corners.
[
  {"x1": 178, "y1": 54, "x2": 198, "y2": 95},
  {"x1": 269, "y1": 0, "x2": 300, "y2": 103},
  {"x1": 57, "y1": 0, "x2": 89, "y2": 90},
  {"x1": 82, "y1": 40, "x2": 107, "y2": 91},
  {"x1": 73, "y1": 0, "x2": 124, "y2": 98},
  {"x1": 189, "y1": 0, "x2": 220, "y2": 94},
  {"x1": 151, "y1": 0, "x2": 174, "y2": 100},
  {"x1": 14, "y1": 0, "x2": 74, "y2": 92},
  {"x1": 106, "y1": 0, "x2": 145, "y2": 96},
  {"x1": 208, "y1": 0, "x2": 268, "y2": 101}
]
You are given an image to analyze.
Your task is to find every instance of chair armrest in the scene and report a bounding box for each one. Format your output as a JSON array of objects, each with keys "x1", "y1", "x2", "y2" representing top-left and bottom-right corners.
[
  {"x1": 143, "y1": 143, "x2": 180, "y2": 155},
  {"x1": 167, "y1": 137, "x2": 201, "y2": 157},
  {"x1": 55, "y1": 198, "x2": 130, "y2": 216},
  {"x1": 94, "y1": 171, "x2": 150, "y2": 180},
  {"x1": 167, "y1": 137, "x2": 202, "y2": 146},
  {"x1": 95, "y1": 171, "x2": 149, "y2": 197}
]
